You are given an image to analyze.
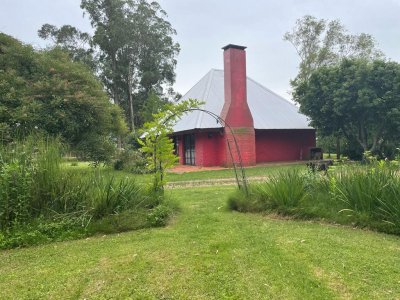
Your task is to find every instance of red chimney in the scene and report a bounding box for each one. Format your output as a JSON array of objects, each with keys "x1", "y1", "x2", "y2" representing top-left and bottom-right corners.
[
  {"x1": 220, "y1": 44, "x2": 254, "y2": 127},
  {"x1": 220, "y1": 44, "x2": 256, "y2": 166}
]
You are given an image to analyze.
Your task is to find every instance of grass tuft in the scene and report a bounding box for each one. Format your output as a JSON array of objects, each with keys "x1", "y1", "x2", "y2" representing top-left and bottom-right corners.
[{"x1": 229, "y1": 170, "x2": 308, "y2": 215}]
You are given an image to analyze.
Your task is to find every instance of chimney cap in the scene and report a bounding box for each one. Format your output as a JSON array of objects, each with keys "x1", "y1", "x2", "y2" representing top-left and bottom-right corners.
[{"x1": 222, "y1": 44, "x2": 247, "y2": 51}]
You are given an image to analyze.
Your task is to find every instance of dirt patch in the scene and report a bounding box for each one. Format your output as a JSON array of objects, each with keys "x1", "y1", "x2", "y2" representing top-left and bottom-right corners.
[
  {"x1": 313, "y1": 267, "x2": 352, "y2": 299},
  {"x1": 166, "y1": 176, "x2": 268, "y2": 188},
  {"x1": 168, "y1": 165, "x2": 227, "y2": 173},
  {"x1": 168, "y1": 161, "x2": 304, "y2": 174}
]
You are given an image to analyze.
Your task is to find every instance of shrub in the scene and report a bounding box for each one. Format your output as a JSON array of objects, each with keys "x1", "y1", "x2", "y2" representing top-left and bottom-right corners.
[
  {"x1": 146, "y1": 204, "x2": 173, "y2": 227},
  {"x1": 87, "y1": 209, "x2": 149, "y2": 234},
  {"x1": 227, "y1": 186, "x2": 266, "y2": 212},
  {"x1": 113, "y1": 149, "x2": 149, "y2": 174},
  {"x1": 0, "y1": 217, "x2": 86, "y2": 249},
  {"x1": 76, "y1": 134, "x2": 116, "y2": 166}
]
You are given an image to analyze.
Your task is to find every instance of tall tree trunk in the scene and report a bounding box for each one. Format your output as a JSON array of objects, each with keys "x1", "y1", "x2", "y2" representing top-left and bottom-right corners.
[
  {"x1": 112, "y1": 56, "x2": 119, "y2": 105},
  {"x1": 127, "y1": 64, "x2": 135, "y2": 134},
  {"x1": 128, "y1": 91, "x2": 135, "y2": 133},
  {"x1": 112, "y1": 54, "x2": 122, "y2": 149}
]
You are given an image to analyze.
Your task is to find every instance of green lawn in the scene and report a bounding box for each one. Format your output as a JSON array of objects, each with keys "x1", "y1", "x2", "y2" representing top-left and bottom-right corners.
[
  {"x1": 1, "y1": 185, "x2": 400, "y2": 299},
  {"x1": 63, "y1": 161, "x2": 307, "y2": 185},
  {"x1": 166, "y1": 162, "x2": 305, "y2": 183}
]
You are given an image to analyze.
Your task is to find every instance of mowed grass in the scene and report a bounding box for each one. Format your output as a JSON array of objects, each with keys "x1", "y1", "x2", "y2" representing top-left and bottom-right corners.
[
  {"x1": 166, "y1": 162, "x2": 305, "y2": 182},
  {"x1": 63, "y1": 161, "x2": 306, "y2": 185},
  {"x1": 1, "y1": 185, "x2": 400, "y2": 299}
]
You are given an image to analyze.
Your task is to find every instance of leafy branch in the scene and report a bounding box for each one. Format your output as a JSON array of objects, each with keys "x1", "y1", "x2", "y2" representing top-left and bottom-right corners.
[{"x1": 138, "y1": 99, "x2": 203, "y2": 193}]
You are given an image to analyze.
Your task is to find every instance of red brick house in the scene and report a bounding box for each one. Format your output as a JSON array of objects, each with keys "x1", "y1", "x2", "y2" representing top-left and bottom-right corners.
[{"x1": 172, "y1": 44, "x2": 316, "y2": 167}]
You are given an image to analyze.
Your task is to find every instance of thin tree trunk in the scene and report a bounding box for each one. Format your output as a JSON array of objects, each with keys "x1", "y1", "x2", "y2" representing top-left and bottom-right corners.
[
  {"x1": 112, "y1": 55, "x2": 122, "y2": 149},
  {"x1": 129, "y1": 93, "x2": 135, "y2": 133},
  {"x1": 128, "y1": 82, "x2": 135, "y2": 133},
  {"x1": 358, "y1": 124, "x2": 368, "y2": 152},
  {"x1": 336, "y1": 136, "x2": 340, "y2": 159},
  {"x1": 369, "y1": 127, "x2": 383, "y2": 153},
  {"x1": 112, "y1": 56, "x2": 119, "y2": 105}
]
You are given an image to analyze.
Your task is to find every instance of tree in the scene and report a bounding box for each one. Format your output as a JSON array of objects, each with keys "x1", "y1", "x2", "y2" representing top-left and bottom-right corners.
[
  {"x1": 293, "y1": 58, "x2": 400, "y2": 156},
  {"x1": 139, "y1": 99, "x2": 201, "y2": 193},
  {"x1": 284, "y1": 15, "x2": 383, "y2": 88},
  {"x1": 0, "y1": 33, "x2": 127, "y2": 154},
  {"x1": 38, "y1": 24, "x2": 96, "y2": 71},
  {"x1": 80, "y1": 0, "x2": 180, "y2": 131},
  {"x1": 141, "y1": 89, "x2": 168, "y2": 124},
  {"x1": 284, "y1": 15, "x2": 384, "y2": 158}
]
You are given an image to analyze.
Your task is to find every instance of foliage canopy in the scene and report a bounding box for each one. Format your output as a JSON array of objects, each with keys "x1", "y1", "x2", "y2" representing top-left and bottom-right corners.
[
  {"x1": 139, "y1": 99, "x2": 202, "y2": 192},
  {"x1": 38, "y1": 23, "x2": 96, "y2": 71},
  {"x1": 293, "y1": 58, "x2": 400, "y2": 155},
  {"x1": 284, "y1": 15, "x2": 396, "y2": 158},
  {"x1": 284, "y1": 15, "x2": 383, "y2": 88},
  {"x1": 0, "y1": 33, "x2": 126, "y2": 150},
  {"x1": 81, "y1": 0, "x2": 180, "y2": 130}
]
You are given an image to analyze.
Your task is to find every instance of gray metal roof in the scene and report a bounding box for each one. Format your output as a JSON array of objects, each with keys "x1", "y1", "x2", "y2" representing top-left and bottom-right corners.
[{"x1": 173, "y1": 69, "x2": 313, "y2": 133}]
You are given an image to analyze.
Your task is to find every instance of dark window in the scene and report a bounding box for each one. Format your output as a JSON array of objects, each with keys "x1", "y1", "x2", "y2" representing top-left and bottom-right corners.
[
  {"x1": 172, "y1": 136, "x2": 178, "y2": 155},
  {"x1": 184, "y1": 134, "x2": 195, "y2": 165}
]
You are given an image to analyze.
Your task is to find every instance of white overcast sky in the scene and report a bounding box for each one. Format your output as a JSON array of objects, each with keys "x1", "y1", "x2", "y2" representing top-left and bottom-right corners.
[{"x1": 1, "y1": 0, "x2": 399, "y2": 99}]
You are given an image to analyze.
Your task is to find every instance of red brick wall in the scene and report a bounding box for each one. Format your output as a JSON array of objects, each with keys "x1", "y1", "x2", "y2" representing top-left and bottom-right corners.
[
  {"x1": 255, "y1": 129, "x2": 316, "y2": 162},
  {"x1": 175, "y1": 129, "x2": 315, "y2": 166},
  {"x1": 195, "y1": 131, "x2": 226, "y2": 167},
  {"x1": 175, "y1": 131, "x2": 226, "y2": 167},
  {"x1": 193, "y1": 128, "x2": 257, "y2": 167}
]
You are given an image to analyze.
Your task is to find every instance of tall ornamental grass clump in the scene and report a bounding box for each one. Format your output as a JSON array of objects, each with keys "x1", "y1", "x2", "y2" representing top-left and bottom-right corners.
[
  {"x1": 0, "y1": 136, "x2": 171, "y2": 248},
  {"x1": 30, "y1": 137, "x2": 64, "y2": 216},
  {"x1": 262, "y1": 170, "x2": 308, "y2": 210},
  {"x1": 0, "y1": 136, "x2": 62, "y2": 229},
  {"x1": 0, "y1": 153, "x2": 32, "y2": 228},
  {"x1": 229, "y1": 161, "x2": 400, "y2": 235},
  {"x1": 331, "y1": 162, "x2": 400, "y2": 232},
  {"x1": 228, "y1": 170, "x2": 309, "y2": 215},
  {"x1": 87, "y1": 172, "x2": 158, "y2": 219}
]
